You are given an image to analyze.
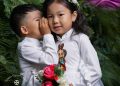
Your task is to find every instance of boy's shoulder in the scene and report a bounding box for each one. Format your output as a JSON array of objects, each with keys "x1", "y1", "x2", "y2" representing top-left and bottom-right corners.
[{"x1": 17, "y1": 37, "x2": 42, "y2": 49}]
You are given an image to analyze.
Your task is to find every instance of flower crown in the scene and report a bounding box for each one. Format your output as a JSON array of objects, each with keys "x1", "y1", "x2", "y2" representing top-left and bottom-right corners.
[
  {"x1": 68, "y1": 0, "x2": 79, "y2": 7},
  {"x1": 68, "y1": 0, "x2": 78, "y2": 4}
]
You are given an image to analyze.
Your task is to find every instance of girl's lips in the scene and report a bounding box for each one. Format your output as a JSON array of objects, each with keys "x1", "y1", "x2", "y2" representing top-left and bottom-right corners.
[
  {"x1": 54, "y1": 26, "x2": 62, "y2": 30},
  {"x1": 54, "y1": 26, "x2": 62, "y2": 28}
]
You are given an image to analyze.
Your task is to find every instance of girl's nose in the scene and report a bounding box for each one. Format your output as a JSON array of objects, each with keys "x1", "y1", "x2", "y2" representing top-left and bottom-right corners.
[{"x1": 53, "y1": 16, "x2": 59, "y2": 24}]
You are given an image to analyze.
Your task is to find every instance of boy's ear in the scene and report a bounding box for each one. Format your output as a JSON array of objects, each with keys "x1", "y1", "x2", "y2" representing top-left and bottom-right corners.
[
  {"x1": 72, "y1": 11, "x2": 77, "y2": 22},
  {"x1": 20, "y1": 26, "x2": 28, "y2": 35}
]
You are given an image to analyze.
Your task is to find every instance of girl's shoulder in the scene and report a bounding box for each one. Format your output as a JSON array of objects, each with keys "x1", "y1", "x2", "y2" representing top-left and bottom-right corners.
[
  {"x1": 72, "y1": 32, "x2": 92, "y2": 50},
  {"x1": 78, "y1": 33, "x2": 89, "y2": 39},
  {"x1": 72, "y1": 32, "x2": 89, "y2": 42}
]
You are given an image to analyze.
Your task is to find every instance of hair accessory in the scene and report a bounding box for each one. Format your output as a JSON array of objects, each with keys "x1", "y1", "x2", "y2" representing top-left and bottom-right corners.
[
  {"x1": 68, "y1": 0, "x2": 78, "y2": 4},
  {"x1": 71, "y1": 0, "x2": 78, "y2": 4},
  {"x1": 68, "y1": 0, "x2": 79, "y2": 7}
]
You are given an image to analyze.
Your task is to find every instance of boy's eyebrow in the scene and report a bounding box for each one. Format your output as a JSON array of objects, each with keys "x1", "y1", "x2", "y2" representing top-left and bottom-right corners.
[{"x1": 33, "y1": 17, "x2": 41, "y2": 20}]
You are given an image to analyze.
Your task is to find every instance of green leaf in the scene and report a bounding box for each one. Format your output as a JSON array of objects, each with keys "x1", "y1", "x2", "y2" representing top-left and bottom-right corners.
[{"x1": 0, "y1": 55, "x2": 7, "y2": 64}]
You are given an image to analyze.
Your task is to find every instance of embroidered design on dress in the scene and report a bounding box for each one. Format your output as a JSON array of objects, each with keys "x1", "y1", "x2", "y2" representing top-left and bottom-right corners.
[{"x1": 58, "y1": 43, "x2": 67, "y2": 71}]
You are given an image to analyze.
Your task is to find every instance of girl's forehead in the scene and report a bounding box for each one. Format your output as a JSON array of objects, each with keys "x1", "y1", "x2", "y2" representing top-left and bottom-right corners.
[{"x1": 47, "y1": 2, "x2": 70, "y2": 13}]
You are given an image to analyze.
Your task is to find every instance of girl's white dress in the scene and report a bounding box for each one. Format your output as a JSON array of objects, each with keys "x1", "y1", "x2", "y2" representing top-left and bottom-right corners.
[
  {"x1": 18, "y1": 34, "x2": 58, "y2": 86},
  {"x1": 56, "y1": 29, "x2": 104, "y2": 86}
]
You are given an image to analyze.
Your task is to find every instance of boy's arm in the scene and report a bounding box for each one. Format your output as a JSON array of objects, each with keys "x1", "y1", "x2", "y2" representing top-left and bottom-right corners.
[
  {"x1": 18, "y1": 34, "x2": 58, "y2": 65},
  {"x1": 18, "y1": 18, "x2": 58, "y2": 65}
]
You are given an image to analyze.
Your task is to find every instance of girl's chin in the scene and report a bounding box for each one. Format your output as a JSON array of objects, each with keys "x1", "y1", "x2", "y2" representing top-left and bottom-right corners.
[
  {"x1": 57, "y1": 34, "x2": 63, "y2": 36},
  {"x1": 53, "y1": 31, "x2": 63, "y2": 35},
  {"x1": 56, "y1": 33, "x2": 64, "y2": 37}
]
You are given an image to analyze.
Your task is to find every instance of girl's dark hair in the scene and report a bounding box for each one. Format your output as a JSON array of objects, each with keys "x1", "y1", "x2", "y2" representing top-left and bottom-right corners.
[
  {"x1": 9, "y1": 4, "x2": 41, "y2": 37},
  {"x1": 43, "y1": 0, "x2": 90, "y2": 36}
]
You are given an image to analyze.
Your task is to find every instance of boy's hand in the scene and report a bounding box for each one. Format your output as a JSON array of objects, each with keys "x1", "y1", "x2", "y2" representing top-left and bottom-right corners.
[{"x1": 39, "y1": 17, "x2": 51, "y2": 35}]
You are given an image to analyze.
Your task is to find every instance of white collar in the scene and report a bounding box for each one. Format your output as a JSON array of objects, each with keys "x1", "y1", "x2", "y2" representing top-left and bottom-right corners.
[{"x1": 57, "y1": 28, "x2": 74, "y2": 41}]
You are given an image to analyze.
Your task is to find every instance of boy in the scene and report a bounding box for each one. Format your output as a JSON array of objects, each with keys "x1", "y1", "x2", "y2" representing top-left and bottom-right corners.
[{"x1": 10, "y1": 4, "x2": 58, "y2": 86}]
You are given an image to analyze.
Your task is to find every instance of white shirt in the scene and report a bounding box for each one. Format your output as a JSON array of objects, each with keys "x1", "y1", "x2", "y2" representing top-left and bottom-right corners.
[
  {"x1": 56, "y1": 29, "x2": 103, "y2": 86},
  {"x1": 18, "y1": 34, "x2": 58, "y2": 86}
]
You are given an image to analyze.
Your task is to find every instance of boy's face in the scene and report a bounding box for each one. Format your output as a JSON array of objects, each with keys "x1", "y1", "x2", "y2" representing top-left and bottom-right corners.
[
  {"x1": 21, "y1": 10, "x2": 42, "y2": 39},
  {"x1": 47, "y1": 2, "x2": 77, "y2": 37}
]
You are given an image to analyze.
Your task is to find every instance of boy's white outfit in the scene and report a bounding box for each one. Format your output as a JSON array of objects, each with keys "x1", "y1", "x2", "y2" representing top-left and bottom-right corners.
[
  {"x1": 56, "y1": 29, "x2": 104, "y2": 86},
  {"x1": 18, "y1": 34, "x2": 58, "y2": 86}
]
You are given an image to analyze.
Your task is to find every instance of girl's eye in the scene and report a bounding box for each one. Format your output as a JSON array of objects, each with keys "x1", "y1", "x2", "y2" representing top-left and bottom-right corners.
[{"x1": 59, "y1": 14, "x2": 64, "y2": 16}]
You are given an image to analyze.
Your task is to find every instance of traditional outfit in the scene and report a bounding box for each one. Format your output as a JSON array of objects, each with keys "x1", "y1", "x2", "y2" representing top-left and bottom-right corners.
[
  {"x1": 56, "y1": 29, "x2": 104, "y2": 86},
  {"x1": 18, "y1": 34, "x2": 58, "y2": 86}
]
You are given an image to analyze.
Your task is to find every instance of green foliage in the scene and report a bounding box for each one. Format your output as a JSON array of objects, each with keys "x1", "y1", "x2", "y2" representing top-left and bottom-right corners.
[
  {"x1": 98, "y1": 51, "x2": 120, "y2": 86},
  {"x1": 54, "y1": 65, "x2": 64, "y2": 77},
  {"x1": 3, "y1": 0, "x2": 26, "y2": 17},
  {"x1": 0, "y1": 1, "x2": 21, "y2": 85},
  {"x1": 0, "y1": 0, "x2": 120, "y2": 86},
  {"x1": 3, "y1": 0, "x2": 44, "y2": 18},
  {"x1": 0, "y1": 17, "x2": 21, "y2": 85}
]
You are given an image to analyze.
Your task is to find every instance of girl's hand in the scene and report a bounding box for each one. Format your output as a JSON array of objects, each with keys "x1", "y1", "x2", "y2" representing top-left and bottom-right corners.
[{"x1": 39, "y1": 17, "x2": 51, "y2": 35}]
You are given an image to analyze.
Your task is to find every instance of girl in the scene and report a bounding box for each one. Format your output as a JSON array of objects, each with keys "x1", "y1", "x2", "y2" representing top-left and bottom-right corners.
[{"x1": 43, "y1": 0, "x2": 103, "y2": 86}]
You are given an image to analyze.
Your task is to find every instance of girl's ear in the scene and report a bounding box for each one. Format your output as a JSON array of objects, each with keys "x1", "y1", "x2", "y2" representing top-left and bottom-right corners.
[
  {"x1": 20, "y1": 26, "x2": 29, "y2": 35},
  {"x1": 72, "y1": 11, "x2": 77, "y2": 22}
]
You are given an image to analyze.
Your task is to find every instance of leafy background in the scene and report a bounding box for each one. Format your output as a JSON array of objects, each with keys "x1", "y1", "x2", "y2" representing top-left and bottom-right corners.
[{"x1": 0, "y1": 0, "x2": 120, "y2": 86}]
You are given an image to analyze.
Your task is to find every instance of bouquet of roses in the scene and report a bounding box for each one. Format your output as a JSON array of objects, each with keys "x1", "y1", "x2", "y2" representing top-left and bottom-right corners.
[{"x1": 36, "y1": 64, "x2": 69, "y2": 86}]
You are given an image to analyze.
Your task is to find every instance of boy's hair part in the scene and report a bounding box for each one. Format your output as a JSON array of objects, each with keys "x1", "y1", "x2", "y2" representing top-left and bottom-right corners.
[{"x1": 9, "y1": 4, "x2": 41, "y2": 37}]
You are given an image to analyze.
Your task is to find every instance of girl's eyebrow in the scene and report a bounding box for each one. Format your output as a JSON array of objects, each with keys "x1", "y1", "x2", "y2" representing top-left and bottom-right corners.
[
  {"x1": 48, "y1": 10, "x2": 64, "y2": 14},
  {"x1": 57, "y1": 11, "x2": 64, "y2": 13}
]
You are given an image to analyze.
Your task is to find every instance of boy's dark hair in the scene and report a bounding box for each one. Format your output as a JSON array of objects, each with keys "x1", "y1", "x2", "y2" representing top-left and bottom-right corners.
[
  {"x1": 43, "y1": 0, "x2": 90, "y2": 38},
  {"x1": 9, "y1": 4, "x2": 41, "y2": 37}
]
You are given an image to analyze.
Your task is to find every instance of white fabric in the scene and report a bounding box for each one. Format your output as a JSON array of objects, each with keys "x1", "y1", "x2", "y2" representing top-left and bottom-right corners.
[
  {"x1": 71, "y1": 0, "x2": 78, "y2": 4},
  {"x1": 56, "y1": 29, "x2": 104, "y2": 86},
  {"x1": 18, "y1": 34, "x2": 58, "y2": 86}
]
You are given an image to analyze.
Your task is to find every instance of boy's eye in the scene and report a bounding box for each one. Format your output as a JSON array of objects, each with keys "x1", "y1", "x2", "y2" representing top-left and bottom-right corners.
[
  {"x1": 47, "y1": 15, "x2": 53, "y2": 18},
  {"x1": 36, "y1": 19, "x2": 40, "y2": 21}
]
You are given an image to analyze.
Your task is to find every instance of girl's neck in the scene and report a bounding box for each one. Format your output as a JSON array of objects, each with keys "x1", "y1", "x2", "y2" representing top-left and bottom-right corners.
[
  {"x1": 57, "y1": 28, "x2": 74, "y2": 38},
  {"x1": 57, "y1": 34, "x2": 64, "y2": 38}
]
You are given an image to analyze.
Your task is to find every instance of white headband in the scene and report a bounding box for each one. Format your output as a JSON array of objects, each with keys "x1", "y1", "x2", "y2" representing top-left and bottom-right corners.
[
  {"x1": 68, "y1": 0, "x2": 78, "y2": 4},
  {"x1": 72, "y1": 0, "x2": 78, "y2": 4}
]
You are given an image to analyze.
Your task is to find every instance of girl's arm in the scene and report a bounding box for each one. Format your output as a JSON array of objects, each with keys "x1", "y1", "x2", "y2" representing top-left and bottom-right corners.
[{"x1": 78, "y1": 34, "x2": 102, "y2": 86}]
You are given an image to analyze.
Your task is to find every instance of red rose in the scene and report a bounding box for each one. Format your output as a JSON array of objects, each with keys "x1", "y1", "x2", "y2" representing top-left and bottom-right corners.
[
  {"x1": 42, "y1": 81, "x2": 53, "y2": 86},
  {"x1": 54, "y1": 75, "x2": 58, "y2": 81},
  {"x1": 43, "y1": 65, "x2": 55, "y2": 80}
]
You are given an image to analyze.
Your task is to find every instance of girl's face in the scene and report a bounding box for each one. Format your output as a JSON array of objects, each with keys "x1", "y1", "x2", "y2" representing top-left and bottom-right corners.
[{"x1": 47, "y1": 2, "x2": 77, "y2": 37}]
